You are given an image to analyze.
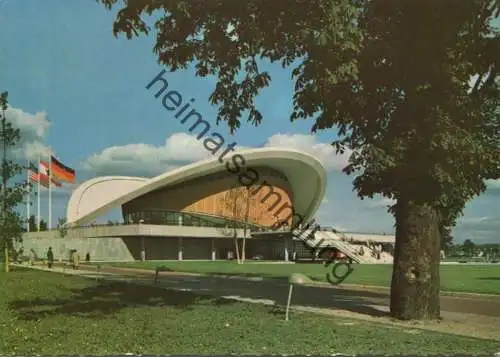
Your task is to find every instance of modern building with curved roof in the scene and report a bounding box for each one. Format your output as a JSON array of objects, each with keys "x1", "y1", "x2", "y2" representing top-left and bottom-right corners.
[{"x1": 32, "y1": 147, "x2": 327, "y2": 261}]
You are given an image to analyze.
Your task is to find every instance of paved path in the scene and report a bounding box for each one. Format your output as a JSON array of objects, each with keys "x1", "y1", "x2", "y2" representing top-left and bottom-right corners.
[
  {"x1": 15, "y1": 264, "x2": 500, "y2": 341},
  {"x1": 95, "y1": 265, "x2": 500, "y2": 316}
]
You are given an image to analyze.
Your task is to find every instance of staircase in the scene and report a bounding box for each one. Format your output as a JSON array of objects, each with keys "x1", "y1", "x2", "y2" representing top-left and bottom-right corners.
[
  {"x1": 292, "y1": 229, "x2": 376, "y2": 264},
  {"x1": 317, "y1": 231, "x2": 376, "y2": 263}
]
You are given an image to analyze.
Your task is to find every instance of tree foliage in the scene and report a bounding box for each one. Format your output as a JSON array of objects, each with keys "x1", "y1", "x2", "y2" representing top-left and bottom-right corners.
[
  {"x1": 218, "y1": 185, "x2": 262, "y2": 262},
  {"x1": 27, "y1": 215, "x2": 48, "y2": 232},
  {"x1": 98, "y1": 0, "x2": 500, "y2": 319},
  {"x1": 0, "y1": 92, "x2": 28, "y2": 270},
  {"x1": 462, "y1": 239, "x2": 476, "y2": 256},
  {"x1": 57, "y1": 217, "x2": 68, "y2": 238},
  {"x1": 440, "y1": 225, "x2": 454, "y2": 252}
]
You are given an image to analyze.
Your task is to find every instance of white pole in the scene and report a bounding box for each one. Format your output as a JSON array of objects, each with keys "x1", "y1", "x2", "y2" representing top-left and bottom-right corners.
[
  {"x1": 48, "y1": 150, "x2": 52, "y2": 230},
  {"x1": 26, "y1": 159, "x2": 30, "y2": 232},
  {"x1": 37, "y1": 152, "x2": 40, "y2": 232},
  {"x1": 285, "y1": 284, "x2": 294, "y2": 321}
]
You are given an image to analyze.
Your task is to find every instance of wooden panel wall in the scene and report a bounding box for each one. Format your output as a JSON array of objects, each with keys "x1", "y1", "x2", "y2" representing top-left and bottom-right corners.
[{"x1": 123, "y1": 168, "x2": 294, "y2": 227}]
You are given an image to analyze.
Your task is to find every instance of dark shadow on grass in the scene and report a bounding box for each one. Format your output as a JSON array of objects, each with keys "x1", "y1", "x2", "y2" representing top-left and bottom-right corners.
[
  {"x1": 92, "y1": 265, "x2": 389, "y2": 318},
  {"x1": 108, "y1": 265, "x2": 390, "y2": 318},
  {"x1": 477, "y1": 277, "x2": 500, "y2": 281},
  {"x1": 10, "y1": 280, "x2": 236, "y2": 321}
]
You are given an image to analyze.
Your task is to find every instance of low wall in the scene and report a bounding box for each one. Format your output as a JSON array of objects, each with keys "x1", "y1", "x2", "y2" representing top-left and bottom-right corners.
[
  {"x1": 16, "y1": 236, "x2": 135, "y2": 262},
  {"x1": 18, "y1": 234, "x2": 293, "y2": 262}
]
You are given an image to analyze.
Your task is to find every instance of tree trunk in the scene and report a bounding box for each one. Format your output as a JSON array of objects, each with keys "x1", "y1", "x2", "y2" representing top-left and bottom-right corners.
[
  {"x1": 4, "y1": 246, "x2": 9, "y2": 272},
  {"x1": 241, "y1": 237, "x2": 246, "y2": 263},
  {"x1": 234, "y1": 233, "x2": 241, "y2": 264},
  {"x1": 241, "y1": 187, "x2": 250, "y2": 263},
  {"x1": 2, "y1": 118, "x2": 8, "y2": 273},
  {"x1": 390, "y1": 199, "x2": 441, "y2": 320}
]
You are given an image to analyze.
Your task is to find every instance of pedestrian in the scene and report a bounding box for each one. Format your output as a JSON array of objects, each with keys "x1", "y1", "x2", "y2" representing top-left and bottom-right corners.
[
  {"x1": 85, "y1": 252, "x2": 90, "y2": 263},
  {"x1": 72, "y1": 249, "x2": 80, "y2": 270},
  {"x1": 47, "y1": 247, "x2": 54, "y2": 268}
]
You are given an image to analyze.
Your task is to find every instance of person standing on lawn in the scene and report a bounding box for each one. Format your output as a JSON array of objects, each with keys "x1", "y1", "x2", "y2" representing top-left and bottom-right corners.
[{"x1": 47, "y1": 247, "x2": 54, "y2": 268}]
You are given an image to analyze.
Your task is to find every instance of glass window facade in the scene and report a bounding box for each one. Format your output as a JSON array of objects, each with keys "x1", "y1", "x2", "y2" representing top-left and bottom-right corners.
[{"x1": 122, "y1": 209, "x2": 267, "y2": 231}]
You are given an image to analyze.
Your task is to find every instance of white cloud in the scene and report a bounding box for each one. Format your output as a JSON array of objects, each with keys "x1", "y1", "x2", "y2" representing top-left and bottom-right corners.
[
  {"x1": 82, "y1": 132, "x2": 346, "y2": 177},
  {"x1": 5, "y1": 106, "x2": 51, "y2": 161},
  {"x1": 83, "y1": 132, "x2": 247, "y2": 177},
  {"x1": 454, "y1": 214, "x2": 500, "y2": 243},
  {"x1": 263, "y1": 133, "x2": 350, "y2": 170}
]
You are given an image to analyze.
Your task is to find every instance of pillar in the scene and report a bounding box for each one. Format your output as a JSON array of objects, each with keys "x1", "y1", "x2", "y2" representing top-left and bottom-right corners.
[
  {"x1": 140, "y1": 236, "x2": 146, "y2": 262},
  {"x1": 178, "y1": 237, "x2": 183, "y2": 261},
  {"x1": 284, "y1": 237, "x2": 289, "y2": 262}
]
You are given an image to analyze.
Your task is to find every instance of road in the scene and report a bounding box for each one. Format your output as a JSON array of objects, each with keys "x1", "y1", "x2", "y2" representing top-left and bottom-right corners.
[{"x1": 99, "y1": 266, "x2": 500, "y2": 318}]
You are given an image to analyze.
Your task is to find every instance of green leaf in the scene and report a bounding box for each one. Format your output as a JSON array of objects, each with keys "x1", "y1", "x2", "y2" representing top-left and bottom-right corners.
[{"x1": 1, "y1": 92, "x2": 29, "y2": 251}]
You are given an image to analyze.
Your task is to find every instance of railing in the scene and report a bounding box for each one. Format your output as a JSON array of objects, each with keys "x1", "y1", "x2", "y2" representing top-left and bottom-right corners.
[
  {"x1": 123, "y1": 209, "x2": 268, "y2": 231},
  {"x1": 28, "y1": 210, "x2": 269, "y2": 232},
  {"x1": 330, "y1": 239, "x2": 372, "y2": 263},
  {"x1": 336, "y1": 230, "x2": 394, "y2": 263},
  {"x1": 316, "y1": 231, "x2": 365, "y2": 263},
  {"x1": 22, "y1": 224, "x2": 250, "y2": 239},
  {"x1": 291, "y1": 229, "x2": 380, "y2": 264}
]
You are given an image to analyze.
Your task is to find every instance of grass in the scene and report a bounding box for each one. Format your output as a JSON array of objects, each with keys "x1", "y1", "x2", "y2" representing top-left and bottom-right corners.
[
  {"x1": 1, "y1": 268, "x2": 499, "y2": 355},
  {"x1": 104, "y1": 261, "x2": 500, "y2": 295}
]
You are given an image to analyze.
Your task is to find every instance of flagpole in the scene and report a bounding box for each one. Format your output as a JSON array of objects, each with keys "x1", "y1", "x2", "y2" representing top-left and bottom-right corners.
[
  {"x1": 26, "y1": 159, "x2": 30, "y2": 232},
  {"x1": 37, "y1": 152, "x2": 41, "y2": 232},
  {"x1": 48, "y1": 149, "x2": 52, "y2": 230}
]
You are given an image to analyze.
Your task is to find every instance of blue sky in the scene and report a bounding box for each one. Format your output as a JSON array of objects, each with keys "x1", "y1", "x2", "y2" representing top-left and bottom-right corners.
[{"x1": 1, "y1": 0, "x2": 499, "y2": 243}]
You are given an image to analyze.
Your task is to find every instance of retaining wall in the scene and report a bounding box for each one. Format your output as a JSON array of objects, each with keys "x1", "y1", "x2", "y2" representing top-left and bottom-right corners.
[{"x1": 16, "y1": 236, "x2": 134, "y2": 261}]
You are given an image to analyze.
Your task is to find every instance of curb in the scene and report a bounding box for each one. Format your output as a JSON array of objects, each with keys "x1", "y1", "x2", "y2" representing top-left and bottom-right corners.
[{"x1": 335, "y1": 283, "x2": 500, "y2": 299}]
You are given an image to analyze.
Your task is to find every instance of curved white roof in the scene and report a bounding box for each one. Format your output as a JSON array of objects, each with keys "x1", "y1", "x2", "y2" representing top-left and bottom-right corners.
[{"x1": 67, "y1": 148, "x2": 327, "y2": 227}]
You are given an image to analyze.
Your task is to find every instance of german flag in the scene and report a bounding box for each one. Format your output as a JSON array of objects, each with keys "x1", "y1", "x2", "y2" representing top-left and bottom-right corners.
[
  {"x1": 38, "y1": 162, "x2": 63, "y2": 187},
  {"x1": 50, "y1": 155, "x2": 76, "y2": 183}
]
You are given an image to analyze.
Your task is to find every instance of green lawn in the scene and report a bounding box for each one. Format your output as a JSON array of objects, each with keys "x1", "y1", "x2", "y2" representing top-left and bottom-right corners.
[
  {"x1": 105, "y1": 261, "x2": 500, "y2": 295},
  {"x1": 1, "y1": 268, "x2": 499, "y2": 355}
]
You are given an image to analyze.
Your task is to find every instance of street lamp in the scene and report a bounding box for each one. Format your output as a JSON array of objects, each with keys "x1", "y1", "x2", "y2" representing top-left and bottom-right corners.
[
  {"x1": 285, "y1": 273, "x2": 313, "y2": 321},
  {"x1": 139, "y1": 219, "x2": 145, "y2": 262}
]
